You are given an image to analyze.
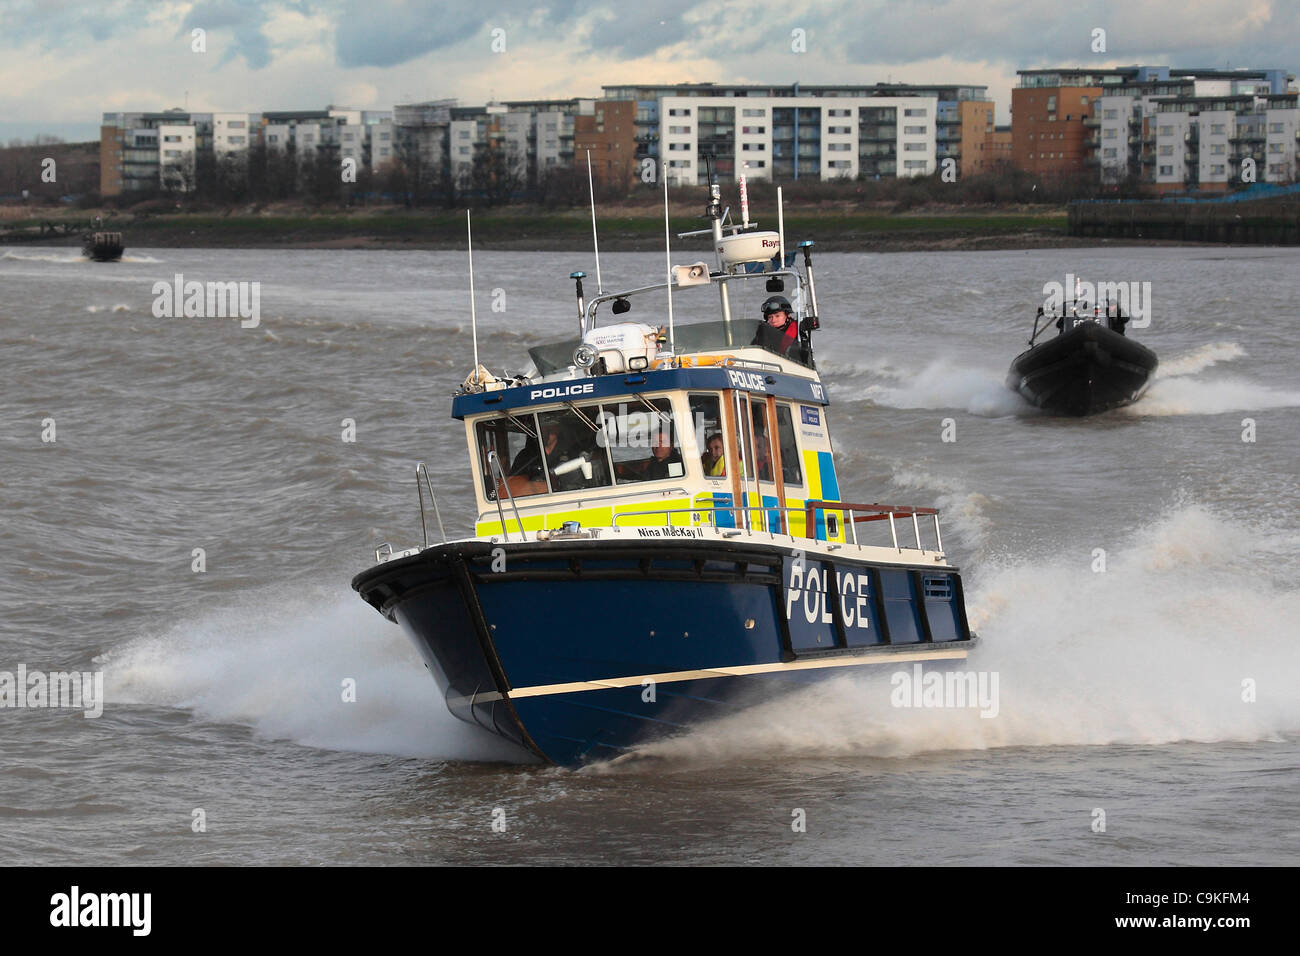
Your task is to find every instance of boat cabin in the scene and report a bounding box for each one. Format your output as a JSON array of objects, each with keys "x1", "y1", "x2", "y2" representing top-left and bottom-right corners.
[{"x1": 452, "y1": 260, "x2": 849, "y2": 544}]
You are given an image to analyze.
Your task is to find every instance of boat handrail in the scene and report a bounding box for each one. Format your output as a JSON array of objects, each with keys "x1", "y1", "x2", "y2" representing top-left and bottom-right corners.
[
  {"x1": 804, "y1": 500, "x2": 944, "y2": 554},
  {"x1": 485, "y1": 450, "x2": 526, "y2": 543},
  {"x1": 415, "y1": 461, "x2": 447, "y2": 548},
  {"x1": 611, "y1": 504, "x2": 807, "y2": 533},
  {"x1": 482, "y1": 485, "x2": 694, "y2": 518},
  {"x1": 610, "y1": 502, "x2": 943, "y2": 555}
]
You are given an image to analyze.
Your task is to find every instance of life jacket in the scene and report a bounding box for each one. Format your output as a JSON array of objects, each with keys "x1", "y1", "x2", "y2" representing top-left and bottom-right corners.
[{"x1": 776, "y1": 319, "x2": 799, "y2": 353}]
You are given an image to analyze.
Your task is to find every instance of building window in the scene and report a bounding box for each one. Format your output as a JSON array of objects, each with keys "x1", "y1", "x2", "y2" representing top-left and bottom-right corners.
[
  {"x1": 668, "y1": 159, "x2": 691, "y2": 167},
  {"x1": 1104, "y1": 128, "x2": 1116, "y2": 139},
  {"x1": 741, "y1": 125, "x2": 765, "y2": 134},
  {"x1": 668, "y1": 108, "x2": 691, "y2": 116},
  {"x1": 668, "y1": 125, "x2": 690, "y2": 134},
  {"x1": 903, "y1": 159, "x2": 927, "y2": 169},
  {"x1": 1268, "y1": 122, "x2": 1284, "y2": 133},
  {"x1": 1159, "y1": 125, "x2": 1173, "y2": 136},
  {"x1": 903, "y1": 125, "x2": 925, "y2": 134},
  {"x1": 1159, "y1": 165, "x2": 1173, "y2": 175},
  {"x1": 827, "y1": 125, "x2": 851, "y2": 134},
  {"x1": 741, "y1": 142, "x2": 766, "y2": 151},
  {"x1": 742, "y1": 108, "x2": 766, "y2": 117},
  {"x1": 827, "y1": 142, "x2": 851, "y2": 151},
  {"x1": 903, "y1": 142, "x2": 926, "y2": 151},
  {"x1": 229, "y1": 120, "x2": 245, "y2": 129},
  {"x1": 459, "y1": 146, "x2": 470, "y2": 155},
  {"x1": 668, "y1": 142, "x2": 690, "y2": 151},
  {"x1": 1159, "y1": 145, "x2": 1173, "y2": 156},
  {"x1": 1269, "y1": 143, "x2": 1283, "y2": 153},
  {"x1": 903, "y1": 108, "x2": 927, "y2": 117},
  {"x1": 1103, "y1": 148, "x2": 1117, "y2": 158},
  {"x1": 1210, "y1": 164, "x2": 1226, "y2": 174},
  {"x1": 828, "y1": 160, "x2": 851, "y2": 169},
  {"x1": 1211, "y1": 123, "x2": 1226, "y2": 134},
  {"x1": 1104, "y1": 109, "x2": 1118, "y2": 119}
]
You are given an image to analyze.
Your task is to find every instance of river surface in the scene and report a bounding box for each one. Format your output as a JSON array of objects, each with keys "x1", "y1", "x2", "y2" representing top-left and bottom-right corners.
[{"x1": 1, "y1": 243, "x2": 1297, "y2": 864}]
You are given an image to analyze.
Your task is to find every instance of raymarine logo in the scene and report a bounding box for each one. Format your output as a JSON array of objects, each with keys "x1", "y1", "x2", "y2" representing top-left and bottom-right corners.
[
  {"x1": 529, "y1": 383, "x2": 594, "y2": 401},
  {"x1": 726, "y1": 369, "x2": 767, "y2": 392},
  {"x1": 50, "y1": 886, "x2": 151, "y2": 936}
]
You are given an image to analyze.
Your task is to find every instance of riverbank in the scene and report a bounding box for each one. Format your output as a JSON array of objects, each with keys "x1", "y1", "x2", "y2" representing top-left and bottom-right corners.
[{"x1": 0, "y1": 205, "x2": 1088, "y2": 252}]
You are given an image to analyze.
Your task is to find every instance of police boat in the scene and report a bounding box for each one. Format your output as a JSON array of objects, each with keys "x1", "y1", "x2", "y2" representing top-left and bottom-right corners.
[
  {"x1": 353, "y1": 184, "x2": 978, "y2": 766},
  {"x1": 1007, "y1": 301, "x2": 1157, "y2": 416}
]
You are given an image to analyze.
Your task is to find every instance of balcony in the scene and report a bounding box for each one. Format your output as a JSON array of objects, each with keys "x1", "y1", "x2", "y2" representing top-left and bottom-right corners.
[{"x1": 1083, "y1": 116, "x2": 1100, "y2": 128}]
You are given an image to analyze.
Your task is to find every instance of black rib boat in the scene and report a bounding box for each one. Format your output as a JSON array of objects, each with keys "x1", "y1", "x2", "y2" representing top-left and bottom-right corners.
[
  {"x1": 1007, "y1": 311, "x2": 1157, "y2": 416},
  {"x1": 82, "y1": 231, "x2": 124, "y2": 262}
]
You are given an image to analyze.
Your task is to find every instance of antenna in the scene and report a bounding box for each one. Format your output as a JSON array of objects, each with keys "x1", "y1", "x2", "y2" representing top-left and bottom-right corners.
[
  {"x1": 777, "y1": 186, "x2": 786, "y2": 263},
  {"x1": 466, "y1": 209, "x2": 480, "y2": 384},
  {"x1": 586, "y1": 149, "x2": 603, "y2": 294},
  {"x1": 663, "y1": 161, "x2": 675, "y2": 357}
]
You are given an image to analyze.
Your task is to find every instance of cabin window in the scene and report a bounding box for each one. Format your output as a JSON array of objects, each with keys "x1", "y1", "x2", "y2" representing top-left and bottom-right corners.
[
  {"x1": 475, "y1": 414, "x2": 548, "y2": 500},
  {"x1": 774, "y1": 404, "x2": 803, "y2": 486},
  {"x1": 475, "y1": 404, "x2": 617, "y2": 501},
  {"x1": 535, "y1": 405, "x2": 614, "y2": 492},
  {"x1": 689, "y1": 394, "x2": 725, "y2": 479},
  {"x1": 749, "y1": 400, "x2": 775, "y2": 483},
  {"x1": 602, "y1": 398, "x2": 684, "y2": 484}
]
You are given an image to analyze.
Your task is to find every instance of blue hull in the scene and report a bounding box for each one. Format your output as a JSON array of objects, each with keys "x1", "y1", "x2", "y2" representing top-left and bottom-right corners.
[{"x1": 354, "y1": 539, "x2": 975, "y2": 765}]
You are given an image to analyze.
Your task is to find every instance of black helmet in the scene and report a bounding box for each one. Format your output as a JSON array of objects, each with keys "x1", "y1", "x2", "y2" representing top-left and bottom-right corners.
[{"x1": 761, "y1": 295, "x2": 792, "y2": 317}]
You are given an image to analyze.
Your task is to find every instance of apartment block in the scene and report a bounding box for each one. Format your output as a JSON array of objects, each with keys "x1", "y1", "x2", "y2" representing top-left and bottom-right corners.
[
  {"x1": 212, "y1": 113, "x2": 257, "y2": 158},
  {"x1": 573, "y1": 100, "x2": 638, "y2": 187},
  {"x1": 604, "y1": 82, "x2": 988, "y2": 183},
  {"x1": 1150, "y1": 91, "x2": 1300, "y2": 192},
  {"x1": 657, "y1": 93, "x2": 938, "y2": 185}
]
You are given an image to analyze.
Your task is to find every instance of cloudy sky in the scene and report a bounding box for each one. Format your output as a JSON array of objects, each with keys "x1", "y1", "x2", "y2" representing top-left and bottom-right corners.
[{"x1": 0, "y1": 0, "x2": 1294, "y2": 142}]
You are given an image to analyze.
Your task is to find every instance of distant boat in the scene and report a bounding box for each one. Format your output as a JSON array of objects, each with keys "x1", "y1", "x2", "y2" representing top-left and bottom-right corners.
[
  {"x1": 82, "y1": 231, "x2": 124, "y2": 262},
  {"x1": 1007, "y1": 307, "x2": 1157, "y2": 416}
]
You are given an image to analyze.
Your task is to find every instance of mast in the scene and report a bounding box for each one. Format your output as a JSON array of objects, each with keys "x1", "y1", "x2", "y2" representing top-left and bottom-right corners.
[{"x1": 709, "y1": 182, "x2": 734, "y2": 345}]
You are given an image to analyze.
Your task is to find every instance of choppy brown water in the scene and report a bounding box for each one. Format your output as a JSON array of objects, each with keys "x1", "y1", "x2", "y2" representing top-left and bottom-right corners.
[{"x1": 2, "y1": 244, "x2": 1298, "y2": 864}]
